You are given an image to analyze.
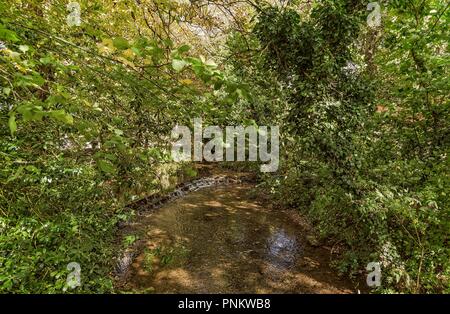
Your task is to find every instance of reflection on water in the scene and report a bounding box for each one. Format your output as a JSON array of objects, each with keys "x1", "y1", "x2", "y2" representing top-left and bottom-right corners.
[
  {"x1": 122, "y1": 184, "x2": 352, "y2": 294},
  {"x1": 266, "y1": 229, "x2": 298, "y2": 270}
]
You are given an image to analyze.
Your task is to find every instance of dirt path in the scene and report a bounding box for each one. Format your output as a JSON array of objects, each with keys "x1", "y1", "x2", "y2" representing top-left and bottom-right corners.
[{"x1": 118, "y1": 180, "x2": 356, "y2": 293}]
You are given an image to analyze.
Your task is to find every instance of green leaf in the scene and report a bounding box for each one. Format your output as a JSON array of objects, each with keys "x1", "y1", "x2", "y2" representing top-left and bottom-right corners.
[
  {"x1": 213, "y1": 80, "x2": 224, "y2": 90},
  {"x1": 186, "y1": 57, "x2": 202, "y2": 66},
  {"x1": 172, "y1": 59, "x2": 188, "y2": 72},
  {"x1": 17, "y1": 103, "x2": 45, "y2": 121},
  {"x1": 0, "y1": 25, "x2": 19, "y2": 42},
  {"x1": 112, "y1": 37, "x2": 129, "y2": 50},
  {"x1": 103, "y1": 153, "x2": 117, "y2": 162},
  {"x1": 40, "y1": 56, "x2": 55, "y2": 65},
  {"x1": 7, "y1": 166, "x2": 23, "y2": 183},
  {"x1": 97, "y1": 159, "x2": 116, "y2": 174},
  {"x1": 163, "y1": 38, "x2": 173, "y2": 48},
  {"x1": 8, "y1": 114, "x2": 16, "y2": 136},
  {"x1": 177, "y1": 44, "x2": 190, "y2": 53},
  {"x1": 49, "y1": 110, "x2": 74, "y2": 125},
  {"x1": 131, "y1": 47, "x2": 142, "y2": 56},
  {"x1": 123, "y1": 235, "x2": 139, "y2": 247},
  {"x1": 15, "y1": 73, "x2": 45, "y2": 88}
]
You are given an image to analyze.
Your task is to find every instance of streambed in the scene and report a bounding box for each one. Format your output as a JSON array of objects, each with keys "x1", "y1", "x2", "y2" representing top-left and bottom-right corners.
[{"x1": 119, "y1": 183, "x2": 354, "y2": 293}]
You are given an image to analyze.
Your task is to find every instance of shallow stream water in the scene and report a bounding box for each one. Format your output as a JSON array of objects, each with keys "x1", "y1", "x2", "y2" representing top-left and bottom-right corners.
[{"x1": 122, "y1": 184, "x2": 353, "y2": 293}]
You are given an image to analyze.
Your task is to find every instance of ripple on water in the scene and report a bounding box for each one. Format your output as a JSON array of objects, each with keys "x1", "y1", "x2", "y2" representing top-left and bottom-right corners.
[
  {"x1": 122, "y1": 184, "x2": 353, "y2": 294},
  {"x1": 266, "y1": 229, "x2": 299, "y2": 270}
]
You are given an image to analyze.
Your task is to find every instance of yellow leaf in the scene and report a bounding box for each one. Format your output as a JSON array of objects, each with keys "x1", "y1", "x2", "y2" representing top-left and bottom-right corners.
[
  {"x1": 97, "y1": 39, "x2": 116, "y2": 54},
  {"x1": 102, "y1": 38, "x2": 115, "y2": 49},
  {"x1": 180, "y1": 79, "x2": 193, "y2": 85},
  {"x1": 117, "y1": 57, "x2": 135, "y2": 68},
  {"x1": 122, "y1": 48, "x2": 135, "y2": 59}
]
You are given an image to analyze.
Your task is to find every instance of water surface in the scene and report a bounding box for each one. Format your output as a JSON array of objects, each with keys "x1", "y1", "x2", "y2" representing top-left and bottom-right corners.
[{"x1": 122, "y1": 184, "x2": 353, "y2": 293}]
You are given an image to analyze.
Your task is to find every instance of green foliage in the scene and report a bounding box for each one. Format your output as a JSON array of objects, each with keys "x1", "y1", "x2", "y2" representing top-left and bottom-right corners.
[
  {"x1": 123, "y1": 235, "x2": 139, "y2": 248},
  {"x1": 227, "y1": 0, "x2": 449, "y2": 293},
  {"x1": 0, "y1": 0, "x2": 448, "y2": 294},
  {"x1": 143, "y1": 244, "x2": 189, "y2": 273},
  {"x1": 0, "y1": 0, "x2": 243, "y2": 293}
]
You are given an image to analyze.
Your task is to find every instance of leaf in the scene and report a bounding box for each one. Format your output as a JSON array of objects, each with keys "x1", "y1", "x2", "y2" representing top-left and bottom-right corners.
[
  {"x1": 7, "y1": 51, "x2": 21, "y2": 59},
  {"x1": 163, "y1": 38, "x2": 173, "y2": 48},
  {"x1": 7, "y1": 166, "x2": 23, "y2": 183},
  {"x1": 15, "y1": 73, "x2": 45, "y2": 88},
  {"x1": 97, "y1": 159, "x2": 116, "y2": 174},
  {"x1": 205, "y1": 59, "x2": 217, "y2": 68},
  {"x1": 98, "y1": 38, "x2": 115, "y2": 53},
  {"x1": 123, "y1": 235, "x2": 139, "y2": 247},
  {"x1": 103, "y1": 153, "x2": 117, "y2": 162},
  {"x1": 25, "y1": 165, "x2": 40, "y2": 174},
  {"x1": 131, "y1": 47, "x2": 141, "y2": 56},
  {"x1": 17, "y1": 103, "x2": 45, "y2": 121},
  {"x1": 0, "y1": 25, "x2": 19, "y2": 42},
  {"x1": 8, "y1": 114, "x2": 16, "y2": 136},
  {"x1": 172, "y1": 59, "x2": 188, "y2": 72},
  {"x1": 122, "y1": 48, "x2": 135, "y2": 59},
  {"x1": 180, "y1": 79, "x2": 193, "y2": 85},
  {"x1": 213, "y1": 80, "x2": 224, "y2": 90},
  {"x1": 49, "y1": 110, "x2": 74, "y2": 125},
  {"x1": 112, "y1": 37, "x2": 129, "y2": 50},
  {"x1": 18, "y1": 45, "x2": 29, "y2": 53},
  {"x1": 39, "y1": 56, "x2": 55, "y2": 65},
  {"x1": 177, "y1": 44, "x2": 190, "y2": 53},
  {"x1": 46, "y1": 94, "x2": 67, "y2": 106}
]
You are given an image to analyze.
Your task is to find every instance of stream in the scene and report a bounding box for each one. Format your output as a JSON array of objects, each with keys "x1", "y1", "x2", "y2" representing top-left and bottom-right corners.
[{"x1": 119, "y1": 182, "x2": 354, "y2": 293}]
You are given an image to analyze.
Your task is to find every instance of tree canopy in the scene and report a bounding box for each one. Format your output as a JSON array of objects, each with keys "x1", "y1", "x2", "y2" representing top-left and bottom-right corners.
[{"x1": 0, "y1": 0, "x2": 448, "y2": 293}]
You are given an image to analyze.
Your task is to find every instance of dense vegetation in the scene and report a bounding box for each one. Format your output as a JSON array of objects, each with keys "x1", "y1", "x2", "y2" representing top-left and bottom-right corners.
[{"x1": 0, "y1": 0, "x2": 448, "y2": 293}]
